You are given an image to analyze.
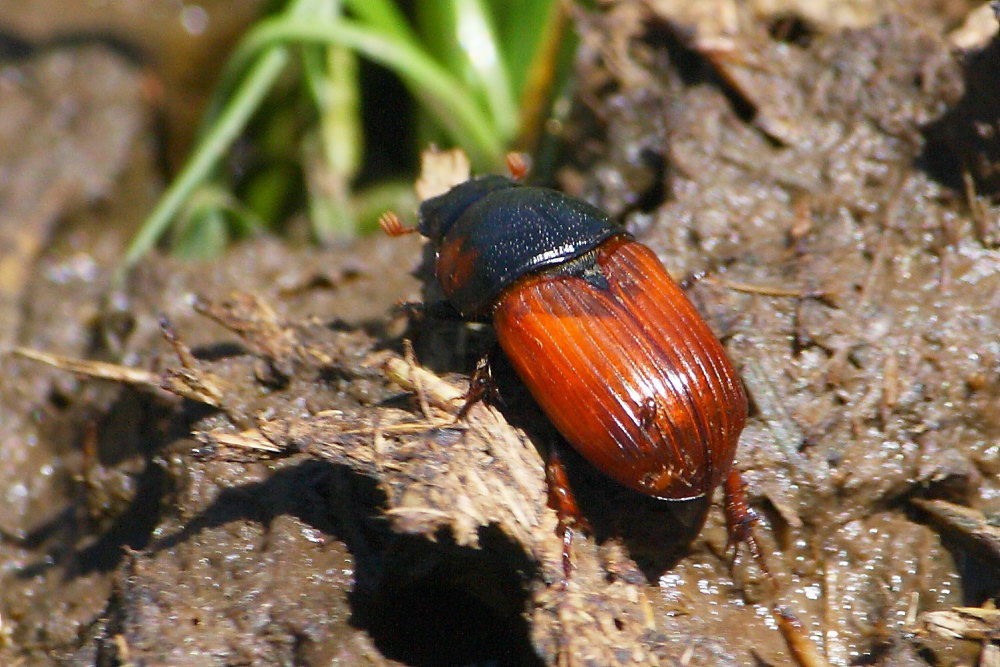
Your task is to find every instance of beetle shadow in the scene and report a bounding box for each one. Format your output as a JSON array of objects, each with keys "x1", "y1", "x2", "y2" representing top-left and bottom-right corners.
[
  {"x1": 552, "y1": 442, "x2": 710, "y2": 580},
  {"x1": 483, "y1": 353, "x2": 709, "y2": 582},
  {"x1": 918, "y1": 34, "x2": 1000, "y2": 197},
  {"x1": 142, "y1": 458, "x2": 544, "y2": 667}
]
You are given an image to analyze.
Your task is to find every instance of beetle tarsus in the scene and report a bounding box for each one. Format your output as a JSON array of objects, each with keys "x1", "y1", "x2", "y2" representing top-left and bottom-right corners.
[
  {"x1": 559, "y1": 523, "x2": 573, "y2": 582},
  {"x1": 723, "y1": 470, "x2": 775, "y2": 586},
  {"x1": 545, "y1": 448, "x2": 590, "y2": 580}
]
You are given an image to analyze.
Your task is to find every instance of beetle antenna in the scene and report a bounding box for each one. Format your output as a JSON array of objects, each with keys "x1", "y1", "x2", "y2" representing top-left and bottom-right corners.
[
  {"x1": 505, "y1": 152, "x2": 530, "y2": 181},
  {"x1": 378, "y1": 211, "x2": 417, "y2": 237}
]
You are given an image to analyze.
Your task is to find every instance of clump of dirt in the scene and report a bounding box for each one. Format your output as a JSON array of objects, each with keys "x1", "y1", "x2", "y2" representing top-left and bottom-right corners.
[{"x1": 2, "y1": 3, "x2": 1000, "y2": 667}]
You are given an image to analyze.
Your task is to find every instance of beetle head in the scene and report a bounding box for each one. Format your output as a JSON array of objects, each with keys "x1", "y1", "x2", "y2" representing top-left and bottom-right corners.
[{"x1": 418, "y1": 175, "x2": 515, "y2": 243}]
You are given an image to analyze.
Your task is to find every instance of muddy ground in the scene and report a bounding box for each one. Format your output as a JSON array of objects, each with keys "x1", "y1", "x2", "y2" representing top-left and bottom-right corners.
[{"x1": 2, "y1": 2, "x2": 1000, "y2": 666}]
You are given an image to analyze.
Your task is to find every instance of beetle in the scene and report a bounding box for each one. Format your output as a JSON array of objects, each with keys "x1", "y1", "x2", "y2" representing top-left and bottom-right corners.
[{"x1": 383, "y1": 167, "x2": 757, "y2": 560}]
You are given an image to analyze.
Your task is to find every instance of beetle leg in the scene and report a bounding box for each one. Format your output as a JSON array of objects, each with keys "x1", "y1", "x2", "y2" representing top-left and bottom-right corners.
[
  {"x1": 724, "y1": 470, "x2": 830, "y2": 667},
  {"x1": 456, "y1": 347, "x2": 504, "y2": 419},
  {"x1": 722, "y1": 469, "x2": 763, "y2": 564},
  {"x1": 545, "y1": 448, "x2": 590, "y2": 581}
]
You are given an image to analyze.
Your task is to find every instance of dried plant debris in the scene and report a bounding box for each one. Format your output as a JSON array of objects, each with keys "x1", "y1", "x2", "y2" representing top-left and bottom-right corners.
[
  {"x1": 949, "y1": 2, "x2": 1000, "y2": 50},
  {"x1": 921, "y1": 603, "x2": 1000, "y2": 667},
  {"x1": 414, "y1": 147, "x2": 472, "y2": 202},
  {"x1": 923, "y1": 605, "x2": 1000, "y2": 642},
  {"x1": 911, "y1": 498, "x2": 1000, "y2": 565}
]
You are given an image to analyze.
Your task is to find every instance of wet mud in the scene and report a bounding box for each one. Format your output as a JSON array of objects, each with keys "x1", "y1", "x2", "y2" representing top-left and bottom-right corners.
[{"x1": 2, "y1": 3, "x2": 999, "y2": 665}]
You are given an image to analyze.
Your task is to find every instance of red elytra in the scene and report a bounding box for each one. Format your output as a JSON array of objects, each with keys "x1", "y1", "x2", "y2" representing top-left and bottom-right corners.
[{"x1": 492, "y1": 235, "x2": 747, "y2": 502}]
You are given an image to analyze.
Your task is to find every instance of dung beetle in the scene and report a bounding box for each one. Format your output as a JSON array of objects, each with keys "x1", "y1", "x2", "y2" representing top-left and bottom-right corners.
[
  {"x1": 419, "y1": 174, "x2": 747, "y2": 497},
  {"x1": 383, "y1": 166, "x2": 755, "y2": 563}
]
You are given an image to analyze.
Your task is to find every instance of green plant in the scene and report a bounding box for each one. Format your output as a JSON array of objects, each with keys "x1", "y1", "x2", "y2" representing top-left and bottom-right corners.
[{"x1": 123, "y1": 0, "x2": 576, "y2": 267}]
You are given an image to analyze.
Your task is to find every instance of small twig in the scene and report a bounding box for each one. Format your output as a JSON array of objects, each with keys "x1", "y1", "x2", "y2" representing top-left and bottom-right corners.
[
  {"x1": 702, "y1": 276, "x2": 818, "y2": 299},
  {"x1": 910, "y1": 498, "x2": 1000, "y2": 564},
  {"x1": 9, "y1": 346, "x2": 160, "y2": 386},
  {"x1": 383, "y1": 355, "x2": 465, "y2": 412},
  {"x1": 403, "y1": 339, "x2": 433, "y2": 420},
  {"x1": 962, "y1": 167, "x2": 993, "y2": 247},
  {"x1": 159, "y1": 314, "x2": 199, "y2": 370},
  {"x1": 198, "y1": 429, "x2": 282, "y2": 453}
]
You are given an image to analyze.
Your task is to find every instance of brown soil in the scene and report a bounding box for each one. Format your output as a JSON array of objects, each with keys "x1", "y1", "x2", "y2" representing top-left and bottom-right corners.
[{"x1": 1, "y1": 2, "x2": 999, "y2": 666}]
